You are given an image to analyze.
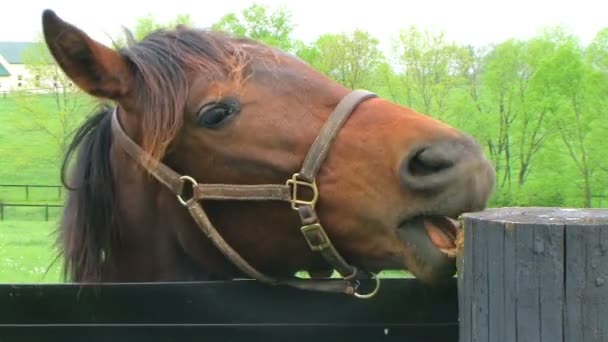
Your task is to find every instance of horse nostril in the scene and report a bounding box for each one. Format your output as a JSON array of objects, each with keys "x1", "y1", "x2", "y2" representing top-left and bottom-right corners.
[
  {"x1": 408, "y1": 147, "x2": 455, "y2": 177},
  {"x1": 400, "y1": 139, "x2": 472, "y2": 191}
]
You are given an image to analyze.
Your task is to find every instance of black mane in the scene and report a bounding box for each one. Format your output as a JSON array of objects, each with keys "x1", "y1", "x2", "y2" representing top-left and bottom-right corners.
[{"x1": 59, "y1": 104, "x2": 117, "y2": 281}]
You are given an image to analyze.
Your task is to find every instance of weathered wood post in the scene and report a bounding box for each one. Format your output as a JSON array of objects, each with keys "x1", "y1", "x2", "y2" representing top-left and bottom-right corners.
[{"x1": 457, "y1": 207, "x2": 608, "y2": 342}]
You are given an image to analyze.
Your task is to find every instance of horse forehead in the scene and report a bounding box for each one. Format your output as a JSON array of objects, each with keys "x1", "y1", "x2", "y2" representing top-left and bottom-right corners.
[{"x1": 185, "y1": 60, "x2": 315, "y2": 102}]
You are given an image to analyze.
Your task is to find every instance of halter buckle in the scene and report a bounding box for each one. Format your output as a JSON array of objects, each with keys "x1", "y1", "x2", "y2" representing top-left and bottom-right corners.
[
  {"x1": 286, "y1": 173, "x2": 319, "y2": 210},
  {"x1": 301, "y1": 223, "x2": 331, "y2": 252}
]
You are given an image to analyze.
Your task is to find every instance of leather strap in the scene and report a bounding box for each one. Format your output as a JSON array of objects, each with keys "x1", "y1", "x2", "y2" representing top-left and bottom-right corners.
[
  {"x1": 111, "y1": 113, "x2": 184, "y2": 194},
  {"x1": 299, "y1": 90, "x2": 378, "y2": 182},
  {"x1": 109, "y1": 89, "x2": 379, "y2": 298},
  {"x1": 186, "y1": 199, "x2": 277, "y2": 284},
  {"x1": 194, "y1": 184, "x2": 291, "y2": 201},
  {"x1": 293, "y1": 90, "x2": 377, "y2": 279}
]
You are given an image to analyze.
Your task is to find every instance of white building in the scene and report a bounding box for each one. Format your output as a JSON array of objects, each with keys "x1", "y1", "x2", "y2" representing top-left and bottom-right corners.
[{"x1": 0, "y1": 42, "x2": 36, "y2": 92}]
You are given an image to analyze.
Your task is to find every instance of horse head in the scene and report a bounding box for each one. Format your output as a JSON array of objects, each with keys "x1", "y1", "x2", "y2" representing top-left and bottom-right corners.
[{"x1": 42, "y1": 10, "x2": 495, "y2": 294}]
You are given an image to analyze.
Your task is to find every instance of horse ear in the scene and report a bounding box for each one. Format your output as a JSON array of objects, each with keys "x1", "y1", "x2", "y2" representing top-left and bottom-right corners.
[{"x1": 41, "y1": 9, "x2": 133, "y2": 99}]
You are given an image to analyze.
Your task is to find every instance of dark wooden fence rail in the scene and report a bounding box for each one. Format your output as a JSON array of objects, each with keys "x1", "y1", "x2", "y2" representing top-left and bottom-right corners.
[
  {"x1": 0, "y1": 184, "x2": 62, "y2": 201},
  {"x1": 2, "y1": 207, "x2": 607, "y2": 341},
  {"x1": 458, "y1": 207, "x2": 608, "y2": 342},
  {"x1": 0, "y1": 203, "x2": 63, "y2": 221},
  {"x1": 0, "y1": 278, "x2": 459, "y2": 342}
]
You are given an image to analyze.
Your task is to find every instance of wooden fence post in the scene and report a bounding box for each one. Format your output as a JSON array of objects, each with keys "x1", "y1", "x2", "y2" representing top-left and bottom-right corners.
[{"x1": 457, "y1": 207, "x2": 608, "y2": 342}]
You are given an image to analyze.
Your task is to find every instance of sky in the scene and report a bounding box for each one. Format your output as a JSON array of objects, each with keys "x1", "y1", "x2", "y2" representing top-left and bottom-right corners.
[{"x1": 1, "y1": 0, "x2": 606, "y2": 50}]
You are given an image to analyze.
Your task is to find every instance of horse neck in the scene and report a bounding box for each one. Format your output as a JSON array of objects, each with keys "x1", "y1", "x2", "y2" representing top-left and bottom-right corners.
[{"x1": 107, "y1": 143, "x2": 222, "y2": 282}]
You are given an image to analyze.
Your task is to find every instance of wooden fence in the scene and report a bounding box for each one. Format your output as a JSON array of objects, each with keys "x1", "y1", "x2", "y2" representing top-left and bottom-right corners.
[
  {"x1": 0, "y1": 203, "x2": 62, "y2": 221},
  {"x1": 1, "y1": 207, "x2": 607, "y2": 341},
  {"x1": 0, "y1": 278, "x2": 458, "y2": 342},
  {"x1": 0, "y1": 184, "x2": 62, "y2": 201},
  {"x1": 458, "y1": 207, "x2": 608, "y2": 342}
]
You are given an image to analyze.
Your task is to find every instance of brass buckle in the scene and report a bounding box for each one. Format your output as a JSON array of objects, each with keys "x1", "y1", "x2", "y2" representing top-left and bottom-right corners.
[
  {"x1": 301, "y1": 223, "x2": 331, "y2": 252},
  {"x1": 285, "y1": 173, "x2": 319, "y2": 210},
  {"x1": 177, "y1": 175, "x2": 198, "y2": 207}
]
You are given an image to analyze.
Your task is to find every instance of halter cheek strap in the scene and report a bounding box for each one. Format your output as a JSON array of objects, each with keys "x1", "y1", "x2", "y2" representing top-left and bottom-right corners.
[{"x1": 111, "y1": 90, "x2": 380, "y2": 298}]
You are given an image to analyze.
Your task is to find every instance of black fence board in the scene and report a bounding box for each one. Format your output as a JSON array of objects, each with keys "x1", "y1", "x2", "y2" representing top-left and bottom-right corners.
[
  {"x1": 0, "y1": 278, "x2": 458, "y2": 342},
  {"x1": 0, "y1": 325, "x2": 458, "y2": 342}
]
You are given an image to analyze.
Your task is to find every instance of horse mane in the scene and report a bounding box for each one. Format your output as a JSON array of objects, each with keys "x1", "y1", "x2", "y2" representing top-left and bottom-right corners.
[
  {"x1": 59, "y1": 104, "x2": 116, "y2": 281},
  {"x1": 58, "y1": 27, "x2": 257, "y2": 281}
]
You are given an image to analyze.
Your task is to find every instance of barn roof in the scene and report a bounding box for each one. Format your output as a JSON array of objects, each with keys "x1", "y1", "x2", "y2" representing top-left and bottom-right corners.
[{"x1": 0, "y1": 63, "x2": 9, "y2": 76}]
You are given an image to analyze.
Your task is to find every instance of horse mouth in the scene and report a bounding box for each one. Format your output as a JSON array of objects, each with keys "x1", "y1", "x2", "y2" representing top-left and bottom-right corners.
[
  {"x1": 422, "y1": 216, "x2": 460, "y2": 256},
  {"x1": 397, "y1": 215, "x2": 461, "y2": 257}
]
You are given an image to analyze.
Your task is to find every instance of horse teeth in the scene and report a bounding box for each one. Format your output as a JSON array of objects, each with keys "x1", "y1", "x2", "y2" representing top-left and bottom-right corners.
[{"x1": 439, "y1": 247, "x2": 458, "y2": 257}]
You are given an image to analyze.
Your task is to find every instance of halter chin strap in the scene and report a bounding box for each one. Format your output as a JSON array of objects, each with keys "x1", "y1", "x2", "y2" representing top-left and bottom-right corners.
[{"x1": 110, "y1": 90, "x2": 380, "y2": 298}]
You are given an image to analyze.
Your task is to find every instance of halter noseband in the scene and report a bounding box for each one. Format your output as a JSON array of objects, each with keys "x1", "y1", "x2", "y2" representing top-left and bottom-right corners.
[{"x1": 110, "y1": 90, "x2": 380, "y2": 298}]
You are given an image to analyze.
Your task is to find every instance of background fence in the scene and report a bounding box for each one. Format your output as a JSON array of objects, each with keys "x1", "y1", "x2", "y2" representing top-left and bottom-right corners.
[
  {"x1": 0, "y1": 184, "x2": 62, "y2": 202},
  {"x1": 0, "y1": 184, "x2": 63, "y2": 221},
  {"x1": 0, "y1": 203, "x2": 62, "y2": 221}
]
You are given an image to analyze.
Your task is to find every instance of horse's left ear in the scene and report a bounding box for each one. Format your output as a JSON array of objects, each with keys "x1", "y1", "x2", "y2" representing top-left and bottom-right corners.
[{"x1": 42, "y1": 9, "x2": 133, "y2": 99}]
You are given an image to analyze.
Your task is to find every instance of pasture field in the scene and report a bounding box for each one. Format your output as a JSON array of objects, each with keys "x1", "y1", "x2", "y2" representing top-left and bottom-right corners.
[
  {"x1": 0, "y1": 94, "x2": 82, "y2": 283},
  {"x1": 0, "y1": 220, "x2": 62, "y2": 283},
  {"x1": 0, "y1": 95, "x2": 66, "y2": 187}
]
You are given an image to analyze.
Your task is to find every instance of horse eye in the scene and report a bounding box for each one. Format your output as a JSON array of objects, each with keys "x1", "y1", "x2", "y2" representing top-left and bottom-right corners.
[{"x1": 197, "y1": 100, "x2": 239, "y2": 128}]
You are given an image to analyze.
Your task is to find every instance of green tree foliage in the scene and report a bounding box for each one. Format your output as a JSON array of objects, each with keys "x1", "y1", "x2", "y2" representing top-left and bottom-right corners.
[
  {"x1": 297, "y1": 30, "x2": 384, "y2": 89},
  {"x1": 7, "y1": 4, "x2": 608, "y2": 208},
  {"x1": 112, "y1": 13, "x2": 194, "y2": 47},
  {"x1": 392, "y1": 27, "x2": 471, "y2": 120},
  {"x1": 540, "y1": 39, "x2": 608, "y2": 207},
  {"x1": 212, "y1": 4, "x2": 295, "y2": 52}
]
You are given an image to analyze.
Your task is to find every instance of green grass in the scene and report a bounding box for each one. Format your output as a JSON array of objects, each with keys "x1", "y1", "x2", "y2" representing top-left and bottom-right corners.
[
  {"x1": 0, "y1": 220, "x2": 62, "y2": 283},
  {"x1": 0, "y1": 93, "x2": 87, "y2": 283},
  {"x1": 0, "y1": 96, "x2": 60, "y2": 185}
]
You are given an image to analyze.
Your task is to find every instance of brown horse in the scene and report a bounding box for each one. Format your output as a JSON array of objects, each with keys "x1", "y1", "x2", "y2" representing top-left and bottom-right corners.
[{"x1": 42, "y1": 10, "x2": 495, "y2": 296}]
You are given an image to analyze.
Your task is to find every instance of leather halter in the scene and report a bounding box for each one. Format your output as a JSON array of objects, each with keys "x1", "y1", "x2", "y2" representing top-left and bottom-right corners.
[{"x1": 110, "y1": 90, "x2": 380, "y2": 298}]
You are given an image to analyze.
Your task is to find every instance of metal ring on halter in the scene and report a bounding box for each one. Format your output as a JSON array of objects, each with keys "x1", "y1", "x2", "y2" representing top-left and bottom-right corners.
[
  {"x1": 177, "y1": 175, "x2": 198, "y2": 206},
  {"x1": 353, "y1": 272, "x2": 381, "y2": 299}
]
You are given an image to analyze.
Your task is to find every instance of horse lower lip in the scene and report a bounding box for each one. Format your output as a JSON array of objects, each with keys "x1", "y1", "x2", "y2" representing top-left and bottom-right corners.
[{"x1": 398, "y1": 216, "x2": 460, "y2": 250}]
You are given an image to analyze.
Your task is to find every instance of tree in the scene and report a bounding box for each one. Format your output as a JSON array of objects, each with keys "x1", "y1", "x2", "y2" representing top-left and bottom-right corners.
[
  {"x1": 212, "y1": 4, "x2": 295, "y2": 52},
  {"x1": 298, "y1": 30, "x2": 384, "y2": 89},
  {"x1": 393, "y1": 27, "x2": 470, "y2": 120},
  {"x1": 461, "y1": 33, "x2": 572, "y2": 205},
  {"x1": 542, "y1": 39, "x2": 608, "y2": 207},
  {"x1": 111, "y1": 13, "x2": 194, "y2": 48},
  {"x1": 587, "y1": 28, "x2": 608, "y2": 82}
]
